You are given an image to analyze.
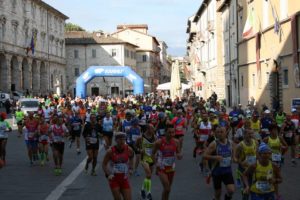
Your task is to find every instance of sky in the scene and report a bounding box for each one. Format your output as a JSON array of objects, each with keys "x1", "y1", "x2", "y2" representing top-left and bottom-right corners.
[{"x1": 43, "y1": 0, "x2": 200, "y2": 56}]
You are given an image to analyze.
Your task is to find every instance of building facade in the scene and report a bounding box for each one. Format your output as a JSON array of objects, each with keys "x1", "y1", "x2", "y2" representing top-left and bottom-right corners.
[
  {"x1": 187, "y1": 0, "x2": 226, "y2": 101},
  {"x1": 237, "y1": 0, "x2": 300, "y2": 113},
  {"x1": 159, "y1": 41, "x2": 171, "y2": 83},
  {"x1": 65, "y1": 31, "x2": 138, "y2": 97},
  {"x1": 0, "y1": 0, "x2": 68, "y2": 96},
  {"x1": 111, "y1": 24, "x2": 161, "y2": 93}
]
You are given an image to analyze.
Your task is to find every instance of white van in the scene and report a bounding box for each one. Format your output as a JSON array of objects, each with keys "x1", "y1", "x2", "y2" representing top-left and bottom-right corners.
[{"x1": 18, "y1": 98, "x2": 39, "y2": 115}]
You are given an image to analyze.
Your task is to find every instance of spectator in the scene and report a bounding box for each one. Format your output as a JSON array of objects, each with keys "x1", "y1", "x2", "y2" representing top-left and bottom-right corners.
[{"x1": 4, "y1": 99, "x2": 11, "y2": 114}]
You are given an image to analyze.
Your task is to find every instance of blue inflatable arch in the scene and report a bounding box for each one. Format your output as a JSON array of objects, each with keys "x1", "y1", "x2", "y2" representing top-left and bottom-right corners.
[{"x1": 76, "y1": 66, "x2": 144, "y2": 98}]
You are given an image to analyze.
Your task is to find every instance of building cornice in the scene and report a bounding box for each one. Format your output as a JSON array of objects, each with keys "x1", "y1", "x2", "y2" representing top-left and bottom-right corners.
[{"x1": 34, "y1": 0, "x2": 69, "y2": 20}]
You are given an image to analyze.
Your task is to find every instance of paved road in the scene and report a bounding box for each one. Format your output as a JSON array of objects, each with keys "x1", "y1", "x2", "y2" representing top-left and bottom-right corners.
[{"x1": 1, "y1": 119, "x2": 300, "y2": 200}]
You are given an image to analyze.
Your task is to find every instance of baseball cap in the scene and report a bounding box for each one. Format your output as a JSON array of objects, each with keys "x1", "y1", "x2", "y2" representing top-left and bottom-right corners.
[
  {"x1": 292, "y1": 108, "x2": 297, "y2": 112},
  {"x1": 264, "y1": 109, "x2": 270, "y2": 114},
  {"x1": 258, "y1": 142, "x2": 271, "y2": 153},
  {"x1": 114, "y1": 132, "x2": 126, "y2": 140}
]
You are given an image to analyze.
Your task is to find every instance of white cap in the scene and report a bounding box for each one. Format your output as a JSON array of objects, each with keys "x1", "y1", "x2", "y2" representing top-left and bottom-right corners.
[
  {"x1": 292, "y1": 108, "x2": 297, "y2": 112},
  {"x1": 264, "y1": 109, "x2": 271, "y2": 114}
]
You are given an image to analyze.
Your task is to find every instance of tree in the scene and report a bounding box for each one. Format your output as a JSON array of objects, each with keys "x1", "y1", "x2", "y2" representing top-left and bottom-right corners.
[{"x1": 65, "y1": 23, "x2": 85, "y2": 31}]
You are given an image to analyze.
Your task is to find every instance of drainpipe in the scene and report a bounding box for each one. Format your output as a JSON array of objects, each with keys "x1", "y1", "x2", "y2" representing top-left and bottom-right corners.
[
  {"x1": 236, "y1": 0, "x2": 240, "y2": 105},
  {"x1": 227, "y1": 3, "x2": 232, "y2": 107}
]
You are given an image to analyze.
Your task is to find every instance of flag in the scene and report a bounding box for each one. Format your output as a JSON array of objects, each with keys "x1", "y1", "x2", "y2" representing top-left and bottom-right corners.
[
  {"x1": 26, "y1": 32, "x2": 37, "y2": 55},
  {"x1": 270, "y1": 3, "x2": 280, "y2": 34},
  {"x1": 242, "y1": 8, "x2": 254, "y2": 39}
]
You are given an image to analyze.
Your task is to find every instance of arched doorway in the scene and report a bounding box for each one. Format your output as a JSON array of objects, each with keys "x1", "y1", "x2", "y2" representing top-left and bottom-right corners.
[
  {"x1": 76, "y1": 66, "x2": 144, "y2": 98},
  {"x1": 10, "y1": 56, "x2": 19, "y2": 91},
  {"x1": 0, "y1": 54, "x2": 6, "y2": 91},
  {"x1": 40, "y1": 61, "x2": 47, "y2": 94},
  {"x1": 32, "y1": 60, "x2": 39, "y2": 94}
]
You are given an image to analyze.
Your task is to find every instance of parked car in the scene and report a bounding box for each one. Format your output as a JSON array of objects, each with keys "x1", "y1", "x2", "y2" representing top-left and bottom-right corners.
[
  {"x1": 12, "y1": 91, "x2": 24, "y2": 101},
  {"x1": 18, "y1": 98, "x2": 39, "y2": 115},
  {"x1": 0, "y1": 93, "x2": 11, "y2": 104}
]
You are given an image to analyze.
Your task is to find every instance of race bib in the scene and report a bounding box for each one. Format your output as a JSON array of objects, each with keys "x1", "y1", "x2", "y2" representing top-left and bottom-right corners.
[
  {"x1": 53, "y1": 136, "x2": 63, "y2": 143},
  {"x1": 246, "y1": 155, "x2": 256, "y2": 165},
  {"x1": 125, "y1": 126, "x2": 131, "y2": 132},
  {"x1": 113, "y1": 163, "x2": 128, "y2": 174},
  {"x1": 285, "y1": 131, "x2": 293, "y2": 138},
  {"x1": 256, "y1": 181, "x2": 271, "y2": 192},
  {"x1": 89, "y1": 137, "x2": 98, "y2": 144},
  {"x1": 162, "y1": 157, "x2": 175, "y2": 167},
  {"x1": 158, "y1": 129, "x2": 165, "y2": 136},
  {"x1": 40, "y1": 135, "x2": 48, "y2": 141},
  {"x1": 145, "y1": 148, "x2": 152, "y2": 156},
  {"x1": 220, "y1": 157, "x2": 231, "y2": 167},
  {"x1": 199, "y1": 134, "x2": 209, "y2": 142},
  {"x1": 28, "y1": 132, "x2": 35, "y2": 139},
  {"x1": 255, "y1": 132, "x2": 262, "y2": 140},
  {"x1": 132, "y1": 135, "x2": 139, "y2": 142},
  {"x1": 271, "y1": 153, "x2": 281, "y2": 162},
  {"x1": 176, "y1": 126, "x2": 183, "y2": 131}
]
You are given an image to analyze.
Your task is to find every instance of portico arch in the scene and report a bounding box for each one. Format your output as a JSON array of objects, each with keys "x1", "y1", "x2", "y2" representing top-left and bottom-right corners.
[
  {"x1": 10, "y1": 56, "x2": 19, "y2": 91},
  {"x1": 76, "y1": 66, "x2": 144, "y2": 98},
  {"x1": 0, "y1": 54, "x2": 6, "y2": 91}
]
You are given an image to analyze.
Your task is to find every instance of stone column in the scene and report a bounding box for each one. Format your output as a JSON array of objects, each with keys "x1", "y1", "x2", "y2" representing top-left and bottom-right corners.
[
  {"x1": 32, "y1": 60, "x2": 40, "y2": 96},
  {"x1": 5, "y1": 54, "x2": 12, "y2": 92}
]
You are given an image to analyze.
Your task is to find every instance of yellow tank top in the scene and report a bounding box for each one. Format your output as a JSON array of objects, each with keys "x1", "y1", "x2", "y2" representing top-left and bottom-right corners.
[
  {"x1": 251, "y1": 120, "x2": 260, "y2": 132},
  {"x1": 251, "y1": 161, "x2": 274, "y2": 194},
  {"x1": 268, "y1": 136, "x2": 281, "y2": 154},
  {"x1": 241, "y1": 140, "x2": 257, "y2": 165}
]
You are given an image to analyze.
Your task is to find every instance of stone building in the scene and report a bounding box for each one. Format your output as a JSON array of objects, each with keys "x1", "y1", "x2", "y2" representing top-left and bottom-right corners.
[
  {"x1": 237, "y1": 0, "x2": 300, "y2": 113},
  {"x1": 65, "y1": 31, "x2": 138, "y2": 97},
  {"x1": 111, "y1": 24, "x2": 161, "y2": 93},
  {"x1": 0, "y1": 0, "x2": 68, "y2": 96},
  {"x1": 159, "y1": 41, "x2": 171, "y2": 83}
]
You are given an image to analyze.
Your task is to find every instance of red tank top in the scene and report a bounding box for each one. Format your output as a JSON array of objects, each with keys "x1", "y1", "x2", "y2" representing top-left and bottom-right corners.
[
  {"x1": 25, "y1": 120, "x2": 38, "y2": 132},
  {"x1": 39, "y1": 124, "x2": 49, "y2": 135},
  {"x1": 111, "y1": 145, "x2": 130, "y2": 174},
  {"x1": 159, "y1": 138, "x2": 177, "y2": 171},
  {"x1": 52, "y1": 125, "x2": 64, "y2": 136}
]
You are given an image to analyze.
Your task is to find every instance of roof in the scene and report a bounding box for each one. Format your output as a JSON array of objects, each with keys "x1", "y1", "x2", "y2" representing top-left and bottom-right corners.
[
  {"x1": 38, "y1": 0, "x2": 69, "y2": 20},
  {"x1": 112, "y1": 28, "x2": 160, "y2": 46},
  {"x1": 117, "y1": 24, "x2": 148, "y2": 30},
  {"x1": 65, "y1": 31, "x2": 138, "y2": 47}
]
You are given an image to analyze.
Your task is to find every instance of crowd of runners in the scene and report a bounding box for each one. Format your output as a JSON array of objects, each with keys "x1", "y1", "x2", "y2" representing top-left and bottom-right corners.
[{"x1": 0, "y1": 93, "x2": 299, "y2": 200}]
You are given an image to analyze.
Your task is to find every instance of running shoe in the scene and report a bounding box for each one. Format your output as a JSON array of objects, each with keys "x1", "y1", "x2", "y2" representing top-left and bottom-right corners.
[
  {"x1": 54, "y1": 168, "x2": 59, "y2": 176},
  {"x1": 146, "y1": 193, "x2": 152, "y2": 200},
  {"x1": 134, "y1": 170, "x2": 140, "y2": 176},
  {"x1": 58, "y1": 168, "x2": 62, "y2": 175},
  {"x1": 91, "y1": 170, "x2": 97, "y2": 176},
  {"x1": 140, "y1": 189, "x2": 146, "y2": 200}
]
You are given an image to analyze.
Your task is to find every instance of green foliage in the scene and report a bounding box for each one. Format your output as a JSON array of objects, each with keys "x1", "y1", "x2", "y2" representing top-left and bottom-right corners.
[{"x1": 65, "y1": 23, "x2": 85, "y2": 31}]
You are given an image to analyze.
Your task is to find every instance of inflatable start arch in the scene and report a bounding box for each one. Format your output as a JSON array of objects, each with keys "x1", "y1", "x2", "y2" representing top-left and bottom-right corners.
[{"x1": 76, "y1": 66, "x2": 144, "y2": 98}]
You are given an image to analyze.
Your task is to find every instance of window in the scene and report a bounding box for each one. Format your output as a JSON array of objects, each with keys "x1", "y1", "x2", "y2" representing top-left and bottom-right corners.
[
  {"x1": 283, "y1": 69, "x2": 288, "y2": 86},
  {"x1": 74, "y1": 68, "x2": 79, "y2": 77},
  {"x1": 125, "y1": 49, "x2": 129, "y2": 57},
  {"x1": 50, "y1": 74, "x2": 54, "y2": 88},
  {"x1": 142, "y1": 55, "x2": 147, "y2": 62},
  {"x1": 111, "y1": 49, "x2": 117, "y2": 57},
  {"x1": 241, "y1": 75, "x2": 244, "y2": 87},
  {"x1": 74, "y1": 50, "x2": 78, "y2": 58},
  {"x1": 92, "y1": 49, "x2": 96, "y2": 58}
]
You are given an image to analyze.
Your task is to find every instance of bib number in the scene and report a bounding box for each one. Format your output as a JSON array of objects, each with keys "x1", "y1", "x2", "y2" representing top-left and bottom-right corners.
[
  {"x1": 113, "y1": 163, "x2": 128, "y2": 174},
  {"x1": 285, "y1": 131, "x2": 293, "y2": 138},
  {"x1": 73, "y1": 125, "x2": 80, "y2": 131},
  {"x1": 53, "y1": 136, "x2": 63, "y2": 143},
  {"x1": 28, "y1": 132, "x2": 35, "y2": 139},
  {"x1": 132, "y1": 135, "x2": 139, "y2": 142},
  {"x1": 40, "y1": 135, "x2": 48, "y2": 141},
  {"x1": 271, "y1": 153, "x2": 281, "y2": 162},
  {"x1": 246, "y1": 155, "x2": 256, "y2": 165},
  {"x1": 256, "y1": 181, "x2": 271, "y2": 192},
  {"x1": 145, "y1": 148, "x2": 152, "y2": 156},
  {"x1": 220, "y1": 157, "x2": 231, "y2": 167},
  {"x1": 162, "y1": 157, "x2": 175, "y2": 167},
  {"x1": 88, "y1": 137, "x2": 98, "y2": 144},
  {"x1": 199, "y1": 134, "x2": 209, "y2": 142}
]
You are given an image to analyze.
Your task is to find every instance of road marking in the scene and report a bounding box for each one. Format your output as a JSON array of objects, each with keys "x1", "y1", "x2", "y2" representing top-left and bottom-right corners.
[{"x1": 45, "y1": 145, "x2": 103, "y2": 200}]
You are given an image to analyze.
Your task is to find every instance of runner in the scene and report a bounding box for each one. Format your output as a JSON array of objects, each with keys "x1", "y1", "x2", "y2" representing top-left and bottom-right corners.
[
  {"x1": 49, "y1": 115, "x2": 69, "y2": 175},
  {"x1": 152, "y1": 125, "x2": 182, "y2": 200},
  {"x1": 102, "y1": 132, "x2": 134, "y2": 200},
  {"x1": 127, "y1": 118, "x2": 142, "y2": 176},
  {"x1": 82, "y1": 114, "x2": 101, "y2": 176},
  {"x1": 102, "y1": 111, "x2": 114, "y2": 150},
  {"x1": 263, "y1": 124, "x2": 287, "y2": 200},
  {"x1": 242, "y1": 142, "x2": 282, "y2": 200},
  {"x1": 0, "y1": 112, "x2": 12, "y2": 167},
  {"x1": 38, "y1": 116, "x2": 50, "y2": 166},
  {"x1": 204, "y1": 125, "x2": 235, "y2": 200},
  {"x1": 280, "y1": 115, "x2": 297, "y2": 165},
  {"x1": 24, "y1": 112, "x2": 39, "y2": 166},
  {"x1": 136, "y1": 124, "x2": 156, "y2": 200},
  {"x1": 170, "y1": 110, "x2": 187, "y2": 151},
  {"x1": 15, "y1": 107, "x2": 24, "y2": 138},
  {"x1": 235, "y1": 129, "x2": 258, "y2": 199},
  {"x1": 70, "y1": 112, "x2": 83, "y2": 154}
]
